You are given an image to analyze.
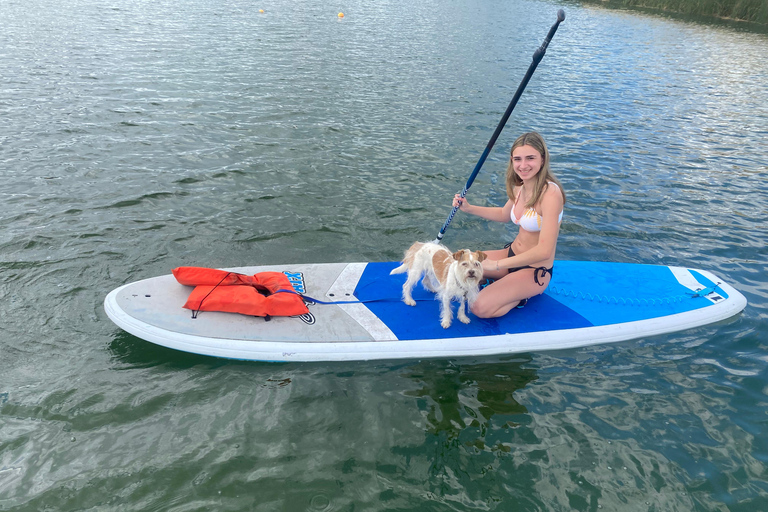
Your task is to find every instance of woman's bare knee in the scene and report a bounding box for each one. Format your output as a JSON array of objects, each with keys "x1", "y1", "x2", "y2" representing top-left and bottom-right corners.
[
  {"x1": 471, "y1": 299, "x2": 506, "y2": 319},
  {"x1": 470, "y1": 301, "x2": 491, "y2": 318}
]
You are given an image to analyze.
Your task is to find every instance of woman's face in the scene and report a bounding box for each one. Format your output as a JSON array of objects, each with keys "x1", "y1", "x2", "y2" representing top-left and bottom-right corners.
[{"x1": 511, "y1": 145, "x2": 543, "y2": 182}]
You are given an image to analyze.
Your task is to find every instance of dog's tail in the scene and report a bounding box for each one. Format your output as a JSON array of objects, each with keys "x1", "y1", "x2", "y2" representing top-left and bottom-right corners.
[{"x1": 390, "y1": 264, "x2": 407, "y2": 275}]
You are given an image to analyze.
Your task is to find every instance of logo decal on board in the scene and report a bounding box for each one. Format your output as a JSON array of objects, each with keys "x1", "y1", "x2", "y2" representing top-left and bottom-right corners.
[
  {"x1": 297, "y1": 312, "x2": 316, "y2": 325},
  {"x1": 283, "y1": 271, "x2": 306, "y2": 294},
  {"x1": 284, "y1": 271, "x2": 316, "y2": 325}
]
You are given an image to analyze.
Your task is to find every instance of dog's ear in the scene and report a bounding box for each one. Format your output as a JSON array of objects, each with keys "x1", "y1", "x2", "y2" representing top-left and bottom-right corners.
[
  {"x1": 475, "y1": 251, "x2": 488, "y2": 262},
  {"x1": 452, "y1": 250, "x2": 465, "y2": 261}
]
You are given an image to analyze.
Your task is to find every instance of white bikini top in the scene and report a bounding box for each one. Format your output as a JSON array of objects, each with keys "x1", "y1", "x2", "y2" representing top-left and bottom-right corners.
[{"x1": 510, "y1": 182, "x2": 563, "y2": 232}]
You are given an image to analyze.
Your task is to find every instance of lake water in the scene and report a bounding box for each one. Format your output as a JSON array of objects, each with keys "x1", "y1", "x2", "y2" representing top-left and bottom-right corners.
[{"x1": 1, "y1": 0, "x2": 767, "y2": 510}]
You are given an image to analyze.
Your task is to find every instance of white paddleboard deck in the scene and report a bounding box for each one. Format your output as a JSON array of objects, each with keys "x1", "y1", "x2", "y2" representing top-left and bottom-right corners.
[{"x1": 104, "y1": 261, "x2": 747, "y2": 362}]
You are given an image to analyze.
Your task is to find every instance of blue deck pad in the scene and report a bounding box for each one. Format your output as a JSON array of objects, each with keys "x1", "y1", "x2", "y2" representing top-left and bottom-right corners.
[
  {"x1": 354, "y1": 261, "x2": 720, "y2": 341},
  {"x1": 543, "y1": 261, "x2": 718, "y2": 325},
  {"x1": 354, "y1": 262, "x2": 592, "y2": 341}
]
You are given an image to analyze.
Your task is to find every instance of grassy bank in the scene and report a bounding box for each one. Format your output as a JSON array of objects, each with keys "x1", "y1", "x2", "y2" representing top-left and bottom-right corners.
[{"x1": 577, "y1": 0, "x2": 768, "y2": 24}]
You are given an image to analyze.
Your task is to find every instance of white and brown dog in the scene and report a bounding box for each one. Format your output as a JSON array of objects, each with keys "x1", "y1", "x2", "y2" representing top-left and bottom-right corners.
[{"x1": 390, "y1": 242, "x2": 487, "y2": 328}]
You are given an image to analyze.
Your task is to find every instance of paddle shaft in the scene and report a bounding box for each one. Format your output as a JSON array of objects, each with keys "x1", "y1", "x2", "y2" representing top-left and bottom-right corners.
[{"x1": 434, "y1": 9, "x2": 565, "y2": 243}]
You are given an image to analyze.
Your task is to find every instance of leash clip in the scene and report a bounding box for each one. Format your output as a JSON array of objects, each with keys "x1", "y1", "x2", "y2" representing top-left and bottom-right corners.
[{"x1": 688, "y1": 282, "x2": 721, "y2": 298}]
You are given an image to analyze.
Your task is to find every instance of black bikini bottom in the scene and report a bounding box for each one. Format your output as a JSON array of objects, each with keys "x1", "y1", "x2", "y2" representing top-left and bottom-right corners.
[{"x1": 505, "y1": 243, "x2": 553, "y2": 287}]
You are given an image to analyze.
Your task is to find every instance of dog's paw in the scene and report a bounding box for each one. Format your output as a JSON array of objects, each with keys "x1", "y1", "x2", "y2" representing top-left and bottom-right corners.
[
  {"x1": 441, "y1": 318, "x2": 452, "y2": 329},
  {"x1": 404, "y1": 298, "x2": 416, "y2": 306},
  {"x1": 458, "y1": 314, "x2": 471, "y2": 324}
]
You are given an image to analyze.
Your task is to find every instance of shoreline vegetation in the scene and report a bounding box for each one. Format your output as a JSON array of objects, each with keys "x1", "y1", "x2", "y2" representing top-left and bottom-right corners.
[{"x1": 576, "y1": 0, "x2": 768, "y2": 24}]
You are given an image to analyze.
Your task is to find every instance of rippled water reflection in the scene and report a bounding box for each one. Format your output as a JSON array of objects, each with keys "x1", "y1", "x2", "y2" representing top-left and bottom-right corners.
[{"x1": 1, "y1": 0, "x2": 767, "y2": 509}]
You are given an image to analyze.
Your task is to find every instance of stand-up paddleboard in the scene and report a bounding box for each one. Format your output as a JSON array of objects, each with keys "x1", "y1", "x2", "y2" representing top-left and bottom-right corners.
[{"x1": 104, "y1": 261, "x2": 747, "y2": 362}]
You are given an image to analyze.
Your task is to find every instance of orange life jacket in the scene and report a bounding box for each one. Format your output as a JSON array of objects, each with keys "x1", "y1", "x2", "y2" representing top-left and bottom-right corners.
[{"x1": 172, "y1": 267, "x2": 309, "y2": 318}]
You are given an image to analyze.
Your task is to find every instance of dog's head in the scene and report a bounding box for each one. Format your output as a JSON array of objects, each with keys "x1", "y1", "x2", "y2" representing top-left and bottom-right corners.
[{"x1": 452, "y1": 249, "x2": 487, "y2": 284}]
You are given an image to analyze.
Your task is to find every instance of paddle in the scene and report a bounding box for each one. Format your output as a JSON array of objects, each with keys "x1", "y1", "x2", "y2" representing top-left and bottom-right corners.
[{"x1": 434, "y1": 9, "x2": 566, "y2": 243}]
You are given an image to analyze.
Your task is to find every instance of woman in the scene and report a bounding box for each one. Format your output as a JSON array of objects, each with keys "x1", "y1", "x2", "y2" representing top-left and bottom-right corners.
[{"x1": 452, "y1": 132, "x2": 565, "y2": 318}]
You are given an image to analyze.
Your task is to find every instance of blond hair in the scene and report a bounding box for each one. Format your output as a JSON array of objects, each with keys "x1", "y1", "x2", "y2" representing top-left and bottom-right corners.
[{"x1": 505, "y1": 132, "x2": 566, "y2": 208}]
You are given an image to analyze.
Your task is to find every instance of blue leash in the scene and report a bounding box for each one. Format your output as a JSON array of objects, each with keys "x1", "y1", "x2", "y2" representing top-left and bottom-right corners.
[
  {"x1": 274, "y1": 289, "x2": 404, "y2": 305},
  {"x1": 687, "y1": 283, "x2": 722, "y2": 298}
]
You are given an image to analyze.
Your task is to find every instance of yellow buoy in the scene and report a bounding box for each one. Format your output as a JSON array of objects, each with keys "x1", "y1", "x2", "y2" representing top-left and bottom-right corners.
[
  {"x1": 338, "y1": 12, "x2": 344, "y2": 18},
  {"x1": 259, "y1": 9, "x2": 264, "y2": 13}
]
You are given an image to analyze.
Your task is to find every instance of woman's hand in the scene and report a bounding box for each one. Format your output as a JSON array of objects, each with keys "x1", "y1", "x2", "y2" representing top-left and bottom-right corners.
[
  {"x1": 482, "y1": 259, "x2": 499, "y2": 273},
  {"x1": 453, "y1": 194, "x2": 472, "y2": 211}
]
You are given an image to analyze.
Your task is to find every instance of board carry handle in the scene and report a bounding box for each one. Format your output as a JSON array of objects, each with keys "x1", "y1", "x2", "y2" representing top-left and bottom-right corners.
[{"x1": 434, "y1": 9, "x2": 566, "y2": 243}]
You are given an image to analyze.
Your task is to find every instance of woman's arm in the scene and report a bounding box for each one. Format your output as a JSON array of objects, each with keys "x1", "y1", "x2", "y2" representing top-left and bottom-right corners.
[
  {"x1": 454, "y1": 195, "x2": 513, "y2": 223},
  {"x1": 485, "y1": 187, "x2": 563, "y2": 271}
]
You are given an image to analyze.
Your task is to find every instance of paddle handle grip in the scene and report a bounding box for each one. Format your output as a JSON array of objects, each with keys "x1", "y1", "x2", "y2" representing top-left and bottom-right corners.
[{"x1": 533, "y1": 9, "x2": 565, "y2": 65}]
